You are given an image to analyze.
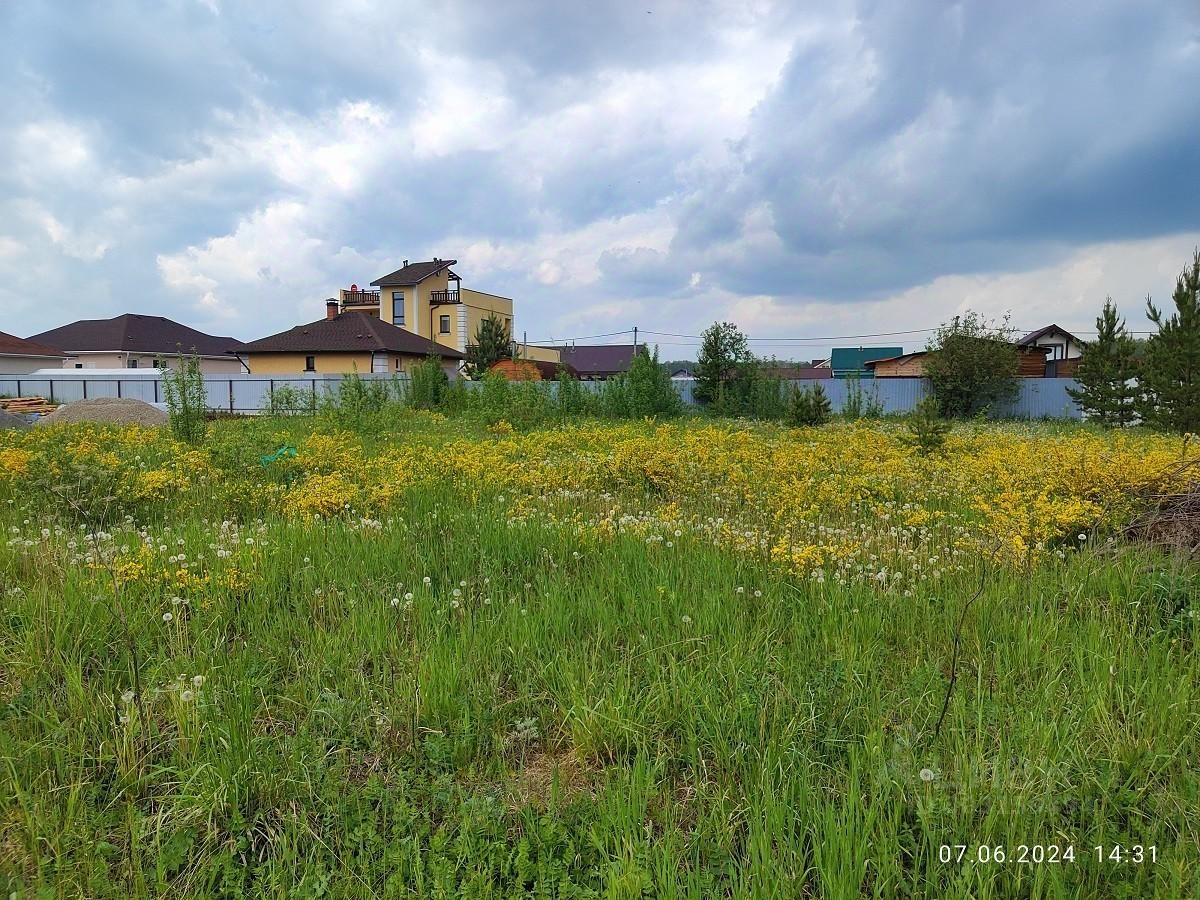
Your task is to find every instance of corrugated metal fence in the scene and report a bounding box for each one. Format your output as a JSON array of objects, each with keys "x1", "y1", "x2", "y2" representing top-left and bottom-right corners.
[{"x1": 0, "y1": 371, "x2": 1084, "y2": 419}]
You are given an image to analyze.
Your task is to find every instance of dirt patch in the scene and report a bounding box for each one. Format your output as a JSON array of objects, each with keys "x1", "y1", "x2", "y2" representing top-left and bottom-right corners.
[
  {"x1": 0, "y1": 409, "x2": 31, "y2": 430},
  {"x1": 507, "y1": 746, "x2": 595, "y2": 811},
  {"x1": 40, "y1": 397, "x2": 168, "y2": 427}
]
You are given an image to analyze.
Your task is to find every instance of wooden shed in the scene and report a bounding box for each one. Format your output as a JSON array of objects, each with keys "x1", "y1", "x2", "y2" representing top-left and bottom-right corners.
[{"x1": 866, "y1": 346, "x2": 1052, "y2": 378}]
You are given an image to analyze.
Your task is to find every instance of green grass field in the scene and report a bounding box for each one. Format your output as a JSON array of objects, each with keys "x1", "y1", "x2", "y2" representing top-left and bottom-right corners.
[{"x1": 1, "y1": 413, "x2": 1197, "y2": 897}]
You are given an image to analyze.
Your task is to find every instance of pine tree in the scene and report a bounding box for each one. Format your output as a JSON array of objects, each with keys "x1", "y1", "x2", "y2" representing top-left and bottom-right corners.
[
  {"x1": 785, "y1": 383, "x2": 832, "y2": 426},
  {"x1": 463, "y1": 315, "x2": 512, "y2": 379},
  {"x1": 1140, "y1": 250, "x2": 1200, "y2": 433},
  {"x1": 1067, "y1": 298, "x2": 1138, "y2": 426}
]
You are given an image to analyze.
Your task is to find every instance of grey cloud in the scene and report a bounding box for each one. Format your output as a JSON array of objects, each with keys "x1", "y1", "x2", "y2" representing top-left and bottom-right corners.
[
  {"x1": 673, "y1": 0, "x2": 1200, "y2": 299},
  {"x1": 2, "y1": 0, "x2": 1199, "y2": 341}
]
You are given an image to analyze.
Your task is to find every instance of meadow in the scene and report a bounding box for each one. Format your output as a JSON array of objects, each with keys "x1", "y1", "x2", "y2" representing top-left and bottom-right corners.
[{"x1": 0, "y1": 410, "x2": 1197, "y2": 897}]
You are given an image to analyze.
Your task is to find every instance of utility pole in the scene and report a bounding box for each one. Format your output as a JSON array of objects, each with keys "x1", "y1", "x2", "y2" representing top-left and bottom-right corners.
[
  {"x1": 633, "y1": 326, "x2": 638, "y2": 354},
  {"x1": 522, "y1": 330, "x2": 527, "y2": 360}
]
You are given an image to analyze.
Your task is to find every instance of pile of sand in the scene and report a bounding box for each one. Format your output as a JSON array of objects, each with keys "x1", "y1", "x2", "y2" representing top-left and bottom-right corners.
[
  {"x1": 0, "y1": 409, "x2": 31, "y2": 430},
  {"x1": 40, "y1": 397, "x2": 169, "y2": 426}
]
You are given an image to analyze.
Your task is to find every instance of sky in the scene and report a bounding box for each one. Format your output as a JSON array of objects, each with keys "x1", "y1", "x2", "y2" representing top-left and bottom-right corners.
[{"x1": 2, "y1": 0, "x2": 1198, "y2": 360}]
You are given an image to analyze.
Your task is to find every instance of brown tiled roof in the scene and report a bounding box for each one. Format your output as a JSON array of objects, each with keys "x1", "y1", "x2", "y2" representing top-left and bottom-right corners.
[
  {"x1": 554, "y1": 343, "x2": 645, "y2": 377},
  {"x1": 242, "y1": 313, "x2": 465, "y2": 358},
  {"x1": 0, "y1": 330, "x2": 66, "y2": 358},
  {"x1": 370, "y1": 258, "x2": 458, "y2": 287},
  {"x1": 29, "y1": 313, "x2": 244, "y2": 356}
]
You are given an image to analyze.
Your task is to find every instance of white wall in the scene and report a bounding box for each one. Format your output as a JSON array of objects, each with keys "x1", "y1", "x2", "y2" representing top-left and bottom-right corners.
[{"x1": 0, "y1": 356, "x2": 63, "y2": 375}]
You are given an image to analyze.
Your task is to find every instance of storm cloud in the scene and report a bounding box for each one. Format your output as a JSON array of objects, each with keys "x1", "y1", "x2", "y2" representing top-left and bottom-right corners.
[{"x1": 1, "y1": 0, "x2": 1197, "y2": 355}]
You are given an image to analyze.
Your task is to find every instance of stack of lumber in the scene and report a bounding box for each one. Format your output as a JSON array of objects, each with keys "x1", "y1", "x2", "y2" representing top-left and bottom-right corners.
[{"x1": 0, "y1": 396, "x2": 60, "y2": 416}]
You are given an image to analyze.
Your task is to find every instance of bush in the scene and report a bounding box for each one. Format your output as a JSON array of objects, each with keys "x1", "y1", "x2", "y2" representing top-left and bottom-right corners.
[
  {"x1": 474, "y1": 372, "x2": 555, "y2": 429},
  {"x1": 622, "y1": 347, "x2": 681, "y2": 418},
  {"x1": 924, "y1": 312, "x2": 1020, "y2": 417},
  {"x1": 747, "y1": 377, "x2": 786, "y2": 421},
  {"x1": 266, "y1": 384, "x2": 316, "y2": 416},
  {"x1": 786, "y1": 383, "x2": 832, "y2": 426},
  {"x1": 903, "y1": 395, "x2": 952, "y2": 456},
  {"x1": 408, "y1": 356, "x2": 451, "y2": 410},
  {"x1": 843, "y1": 375, "x2": 885, "y2": 419},
  {"x1": 162, "y1": 352, "x2": 208, "y2": 445},
  {"x1": 554, "y1": 369, "x2": 590, "y2": 419},
  {"x1": 319, "y1": 371, "x2": 393, "y2": 430}
]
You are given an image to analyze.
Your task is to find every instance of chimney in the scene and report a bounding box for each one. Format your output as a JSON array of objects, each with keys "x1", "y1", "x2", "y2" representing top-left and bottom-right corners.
[
  {"x1": 326, "y1": 299, "x2": 339, "y2": 320},
  {"x1": 403, "y1": 259, "x2": 408, "y2": 267}
]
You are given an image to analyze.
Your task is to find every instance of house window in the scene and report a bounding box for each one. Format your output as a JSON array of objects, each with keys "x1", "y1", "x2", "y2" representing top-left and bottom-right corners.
[
  {"x1": 128, "y1": 358, "x2": 139, "y2": 369},
  {"x1": 439, "y1": 315, "x2": 451, "y2": 334},
  {"x1": 304, "y1": 355, "x2": 316, "y2": 372},
  {"x1": 392, "y1": 291, "x2": 405, "y2": 326},
  {"x1": 75, "y1": 363, "x2": 83, "y2": 369}
]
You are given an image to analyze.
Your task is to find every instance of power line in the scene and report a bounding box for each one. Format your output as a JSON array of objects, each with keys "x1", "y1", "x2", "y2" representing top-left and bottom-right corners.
[
  {"x1": 524, "y1": 329, "x2": 633, "y2": 344},
  {"x1": 524, "y1": 323, "x2": 1159, "y2": 347},
  {"x1": 643, "y1": 327, "x2": 940, "y2": 341}
]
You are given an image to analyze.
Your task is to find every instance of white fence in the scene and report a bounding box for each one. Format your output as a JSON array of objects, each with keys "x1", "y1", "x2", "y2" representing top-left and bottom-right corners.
[{"x1": 0, "y1": 371, "x2": 1084, "y2": 419}]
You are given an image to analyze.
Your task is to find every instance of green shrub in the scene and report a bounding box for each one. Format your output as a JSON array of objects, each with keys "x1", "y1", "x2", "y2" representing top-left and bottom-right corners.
[
  {"x1": 162, "y1": 352, "x2": 209, "y2": 445},
  {"x1": 622, "y1": 347, "x2": 681, "y2": 418},
  {"x1": 266, "y1": 384, "x2": 316, "y2": 416},
  {"x1": 408, "y1": 356, "x2": 450, "y2": 410},
  {"x1": 903, "y1": 395, "x2": 952, "y2": 455},
  {"x1": 554, "y1": 369, "x2": 589, "y2": 419},
  {"x1": 747, "y1": 377, "x2": 786, "y2": 420},
  {"x1": 785, "y1": 383, "x2": 832, "y2": 426},
  {"x1": 317, "y1": 371, "x2": 393, "y2": 431}
]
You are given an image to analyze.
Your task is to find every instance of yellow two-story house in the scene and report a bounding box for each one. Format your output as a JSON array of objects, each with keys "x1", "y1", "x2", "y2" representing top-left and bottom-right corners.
[{"x1": 337, "y1": 258, "x2": 523, "y2": 357}]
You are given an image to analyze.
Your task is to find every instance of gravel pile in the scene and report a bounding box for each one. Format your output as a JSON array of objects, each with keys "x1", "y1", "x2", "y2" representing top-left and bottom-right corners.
[
  {"x1": 40, "y1": 397, "x2": 168, "y2": 426},
  {"x1": 0, "y1": 409, "x2": 31, "y2": 430}
]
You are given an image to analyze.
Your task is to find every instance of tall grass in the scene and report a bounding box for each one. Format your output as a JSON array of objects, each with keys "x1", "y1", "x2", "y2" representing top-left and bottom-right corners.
[{"x1": 0, "y1": 418, "x2": 1196, "y2": 897}]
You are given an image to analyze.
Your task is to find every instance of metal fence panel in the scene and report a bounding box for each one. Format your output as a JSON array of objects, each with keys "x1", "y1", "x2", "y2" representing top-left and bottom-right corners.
[{"x1": 0, "y1": 370, "x2": 1085, "y2": 419}]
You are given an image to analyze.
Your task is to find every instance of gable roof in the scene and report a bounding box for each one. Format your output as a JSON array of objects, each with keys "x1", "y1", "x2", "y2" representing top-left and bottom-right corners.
[
  {"x1": 29, "y1": 313, "x2": 244, "y2": 356},
  {"x1": 1018, "y1": 324, "x2": 1082, "y2": 347},
  {"x1": 554, "y1": 343, "x2": 645, "y2": 377},
  {"x1": 0, "y1": 330, "x2": 66, "y2": 358},
  {"x1": 828, "y1": 347, "x2": 905, "y2": 373},
  {"x1": 864, "y1": 351, "x2": 927, "y2": 368},
  {"x1": 370, "y1": 258, "x2": 458, "y2": 287},
  {"x1": 865, "y1": 342, "x2": 1054, "y2": 369},
  {"x1": 241, "y1": 313, "x2": 464, "y2": 358}
]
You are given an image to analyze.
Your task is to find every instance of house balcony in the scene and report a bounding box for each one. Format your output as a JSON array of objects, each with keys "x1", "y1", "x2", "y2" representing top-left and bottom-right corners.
[
  {"x1": 340, "y1": 289, "x2": 381, "y2": 307},
  {"x1": 429, "y1": 289, "x2": 460, "y2": 305}
]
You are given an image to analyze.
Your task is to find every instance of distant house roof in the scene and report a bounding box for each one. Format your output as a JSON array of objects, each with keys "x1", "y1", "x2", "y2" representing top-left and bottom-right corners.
[
  {"x1": 554, "y1": 343, "x2": 645, "y2": 377},
  {"x1": 370, "y1": 258, "x2": 458, "y2": 287},
  {"x1": 865, "y1": 342, "x2": 1053, "y2": 371},
  {"x1": 1017, "y1": 324, "x2": 1082, "y2": 347},
  {"x1": 489, "y1": 358, "x2": 579, "y2": 381},
  {"x1": 0, "y1": 330, "x2": 66, "y2": 358},
  {"x1": 864, "y1": 351, "x2": 927, "y2": 369},
  {"x1": 29, "y1": 313, "x2": 244, "y2": 357},
  {"x1": 241, "y1": 313, "x2": 464, "y2": 358},
  {"x1": 828, "y1": 347, "x2": 905, "y2": 375}
]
